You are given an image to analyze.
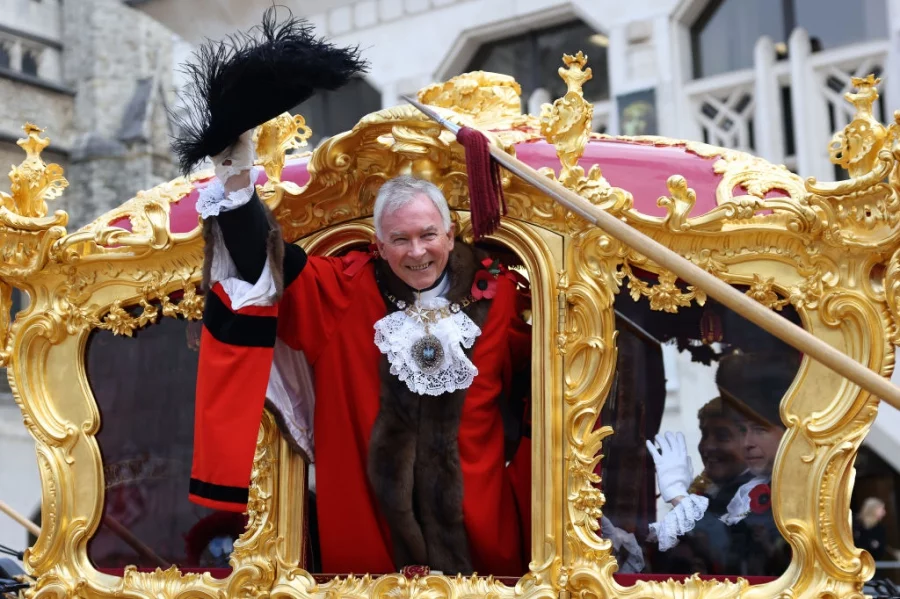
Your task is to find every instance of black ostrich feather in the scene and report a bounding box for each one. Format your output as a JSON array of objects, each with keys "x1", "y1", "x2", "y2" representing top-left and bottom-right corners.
[{"x1": 172, "y1": 5, "x2": 368, "y2": 175}]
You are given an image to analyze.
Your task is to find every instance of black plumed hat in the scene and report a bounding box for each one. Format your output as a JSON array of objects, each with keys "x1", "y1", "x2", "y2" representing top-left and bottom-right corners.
[{"x1": 172, "y1": 5, "x2": 368, "y2": 175}]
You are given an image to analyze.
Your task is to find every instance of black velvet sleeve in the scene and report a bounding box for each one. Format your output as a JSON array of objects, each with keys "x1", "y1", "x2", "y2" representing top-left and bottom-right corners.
[
  {"x1": 213, "y1": 193, "x2": 307, "y2": 286},
  {"x1": 214, "y1": 195, "x2": 270, "y2": 283}
]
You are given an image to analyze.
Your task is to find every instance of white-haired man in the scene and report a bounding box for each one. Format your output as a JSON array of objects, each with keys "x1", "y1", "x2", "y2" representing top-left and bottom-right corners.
[{"x1": 190, "y1": 136, "x2": 532, "y2": 577}]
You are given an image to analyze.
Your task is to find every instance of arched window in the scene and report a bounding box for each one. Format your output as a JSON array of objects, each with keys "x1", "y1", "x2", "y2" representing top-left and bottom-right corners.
[
  {"x1": 691, "y1": 0, "x2": 888, "y2": 79},
  {"x1": 464, "y1": 20, "x2": 610, "y2": 114},
  {"x1": 294, "y1": 77, "x2": 381, "y2": 147},
  {"x1": 22, "y1": 49, "x2": 39, "y2": 76}
]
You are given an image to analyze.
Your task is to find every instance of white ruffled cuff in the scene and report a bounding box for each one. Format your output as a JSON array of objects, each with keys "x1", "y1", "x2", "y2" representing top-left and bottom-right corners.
[
  {"x1": 720, "y1": 476, "x2": 770, "y2": 525},
  {"x1": 196, "y1": 166, "x2": 263, "y2": 219},
  {"x1": 648, "y1": 494, "x2": 709, "y2": 552}
]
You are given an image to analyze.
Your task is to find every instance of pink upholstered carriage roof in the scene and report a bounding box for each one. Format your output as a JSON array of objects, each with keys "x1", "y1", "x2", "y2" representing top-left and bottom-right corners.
[{"x1": 106, "y1": 136, "x2": 787, "y2": 236}]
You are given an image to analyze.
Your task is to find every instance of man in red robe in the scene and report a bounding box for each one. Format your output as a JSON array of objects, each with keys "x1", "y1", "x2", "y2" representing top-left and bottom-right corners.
[{"x1": 189, "y1": 130, "x2": 531, "y2": 576}]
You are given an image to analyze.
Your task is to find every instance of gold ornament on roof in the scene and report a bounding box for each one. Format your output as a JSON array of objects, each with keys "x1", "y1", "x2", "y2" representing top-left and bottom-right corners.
[
  {"x1": 828, "y1": 74, "x2": 891, "y2": 177},
  {"x1": 540, "y1": 51, "x2": 593, "y2": 178},
  {"x1": 2, "y1": 123, "x2": 67, "y2": 219},
  {"x1": 536, "y1": 53, "x2": 633, "y2": 225}
]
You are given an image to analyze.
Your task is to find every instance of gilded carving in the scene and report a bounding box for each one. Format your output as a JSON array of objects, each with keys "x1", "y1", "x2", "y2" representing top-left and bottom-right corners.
[
  {"x1": 2, "y1": 123, "x2": 67, "y2": 218},
  {"x1": 829, "y1": 75, "x2": 891, "y2": 177},
  {"x1": 622, "y1": 262, "x2": 707, "y2": 313},
  {"x1": 418, "y1": 70, "x2": 524, "y2": 127},
  {"x1": 746, "y1": 274, "x2": 790, "y2": 311}
]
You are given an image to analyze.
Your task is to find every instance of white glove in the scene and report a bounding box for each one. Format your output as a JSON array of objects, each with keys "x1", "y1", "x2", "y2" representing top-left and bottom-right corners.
[
  {"x1": 645, "y1": 431, "x2": 694, "y2": 503},
  {"x1": 212, "y1": 130, "x2": 255, "y2": 184}
]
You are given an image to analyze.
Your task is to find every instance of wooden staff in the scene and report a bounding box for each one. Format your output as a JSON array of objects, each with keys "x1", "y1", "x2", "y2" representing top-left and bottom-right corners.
[
  {"x1": 0, "y1": 500, "x2": 39, "y2": 538},
  {"x1": 403, "y1": 95, "x2": 900, "y2": 410},
  {"x1": 0, "y1": 499, "x2": 170, "y2": 569}
]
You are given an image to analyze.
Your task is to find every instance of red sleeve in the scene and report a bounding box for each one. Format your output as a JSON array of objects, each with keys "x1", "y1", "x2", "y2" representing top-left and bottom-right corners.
[{"x1": 276, "y1": 253, "x2": 369, "y2": 364}]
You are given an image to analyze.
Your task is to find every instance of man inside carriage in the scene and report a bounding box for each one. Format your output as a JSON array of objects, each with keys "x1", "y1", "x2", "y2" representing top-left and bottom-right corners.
[
  {"x1": 179, "y1": 8, "x2": 532, "y2": 576},
  {"x1": 646, "y1": 349, "x2": 796, "y2": 576}
]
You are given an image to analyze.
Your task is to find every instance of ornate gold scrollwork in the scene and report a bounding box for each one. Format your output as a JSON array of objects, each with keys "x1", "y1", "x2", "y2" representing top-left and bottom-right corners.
[
  {"x1": 2, "y1": 123, "x2": 67, "y2": 219},
  {"x1": 256, "y1": 112, "x2": 314, "y2": 208},
  {"x1": 807, "y1": 75, "x2": 900, "y2": 249},
  {"x1": 418, "y1": 70, "x2": 524, "y2": 128},
  {"x1": 536, "y1": 52, "x2": 634, "y2": 229},
  {"x1": 0, "y1": 124, "x2": 69, "y2": 365},
  {"x1": 746, "y1": 274, "x2": 790, "y2": 311}
]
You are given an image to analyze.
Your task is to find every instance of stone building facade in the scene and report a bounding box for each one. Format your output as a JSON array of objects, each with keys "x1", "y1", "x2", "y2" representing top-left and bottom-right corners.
[{"x1": 0, "y1": 0, "x2": 179, "y2": 229}]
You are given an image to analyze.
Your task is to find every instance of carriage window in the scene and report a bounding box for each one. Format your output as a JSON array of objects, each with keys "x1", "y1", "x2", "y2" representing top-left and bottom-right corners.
[
  {"x1": 297, "y1": 239, "x2": 534, "y2": 578},
  {"x1": 85, "y1": 314, "x2": 242, "y2": 572},
  {"x1": 601, "y1": 270, "x2": 798, "y2": 581}
]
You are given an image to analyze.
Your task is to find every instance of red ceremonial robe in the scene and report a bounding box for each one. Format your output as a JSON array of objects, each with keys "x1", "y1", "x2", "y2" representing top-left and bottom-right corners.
[{"x1": 191, "y1": 198, "x2": 530, "y2": 575}]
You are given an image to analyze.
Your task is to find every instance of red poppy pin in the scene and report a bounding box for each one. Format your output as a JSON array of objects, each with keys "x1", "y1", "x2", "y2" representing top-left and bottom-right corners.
[
  {"x1": 472, "y1": 269, "x2": 497, "y2": 300},
  {"x1": 748, "y1": 483, "x2": 771, "y2": 514},
  {"x1": 473, "y1": 258, "x2": 531, "y2": 299}
]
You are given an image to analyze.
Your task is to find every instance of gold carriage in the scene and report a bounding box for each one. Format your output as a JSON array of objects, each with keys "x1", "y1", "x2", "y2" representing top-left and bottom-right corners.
[{"x1": 2, "y1": 53, "x2": 898, "y2": 598}]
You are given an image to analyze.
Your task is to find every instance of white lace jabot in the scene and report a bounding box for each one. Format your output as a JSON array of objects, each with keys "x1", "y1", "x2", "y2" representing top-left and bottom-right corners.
[{"x1": 373, "y1": 274, "x2": 481, "y2": 396}]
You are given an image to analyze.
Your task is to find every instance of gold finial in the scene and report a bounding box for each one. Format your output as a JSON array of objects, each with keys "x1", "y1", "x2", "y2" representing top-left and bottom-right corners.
[
  {"x1": 2, "y1": 122, "x2": 68, "y2": 218},
  {"x1": 540, "y1": 53, "x2": 595, "y2": 184},
  {"x1": 559, "y1": 51, "x2": 592, "y2": 96},
  {"x1": 847, "y1": 74, "x2": 881, "y2": 117},
  {"x1": 828, "y1": 74, "x2": 887, "y2": 177}
]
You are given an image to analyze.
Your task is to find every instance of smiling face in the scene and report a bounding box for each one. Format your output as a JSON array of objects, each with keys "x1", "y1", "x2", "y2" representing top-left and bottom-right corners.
[
  {"x1": 376, "y1": 194, "x2": 455, "y2": 290},
  {"x1": 737, "y1": 417, "x2": 784, "y2": 477},
  {"x1": 698, "y1": 414, "x2": 746, "y2": 484}
]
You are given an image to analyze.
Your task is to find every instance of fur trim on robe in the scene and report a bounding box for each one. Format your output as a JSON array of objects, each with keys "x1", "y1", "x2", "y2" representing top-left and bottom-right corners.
[{"x1": 367, "y1": 244, "x2": 491, "y2": 574}]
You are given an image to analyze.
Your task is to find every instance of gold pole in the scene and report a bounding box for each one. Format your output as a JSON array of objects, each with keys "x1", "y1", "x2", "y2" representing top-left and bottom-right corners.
[
  {"x1": 402, "y1": 95, "x2": 900, "y2": 410},
  {"x1": 0, "y1": 498, "x2": 170, "y2": 569},
  {"x1": 101, "y1": 514, "x2": 171, "y2": 569},
  {"x1": 0, "y1": 500, "x2": 39, "y2": 538}
]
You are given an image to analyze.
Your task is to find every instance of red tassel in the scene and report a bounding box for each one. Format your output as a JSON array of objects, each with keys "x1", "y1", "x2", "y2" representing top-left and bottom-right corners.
[
  {"x1": 456, "y1": 126, "x2": 506, "y2": 239},
  {"x1": 700, "y1": 307, "x2": 723, "y2": 345}
]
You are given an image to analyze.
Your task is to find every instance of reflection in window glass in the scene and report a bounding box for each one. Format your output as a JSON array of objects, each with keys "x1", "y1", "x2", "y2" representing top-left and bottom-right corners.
[
  {"x1": 851, "y1": 447, "x2": 900, "y2": 573},
  {"x1": 601, "y1": 274, "x2": 800, "y2": 580},
  {"x1": 86, "y1": 314, "x2": 244, "y2": 572},
  {"x1": 465, "y1": 20, "x2": 610, "y2": 111}
]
